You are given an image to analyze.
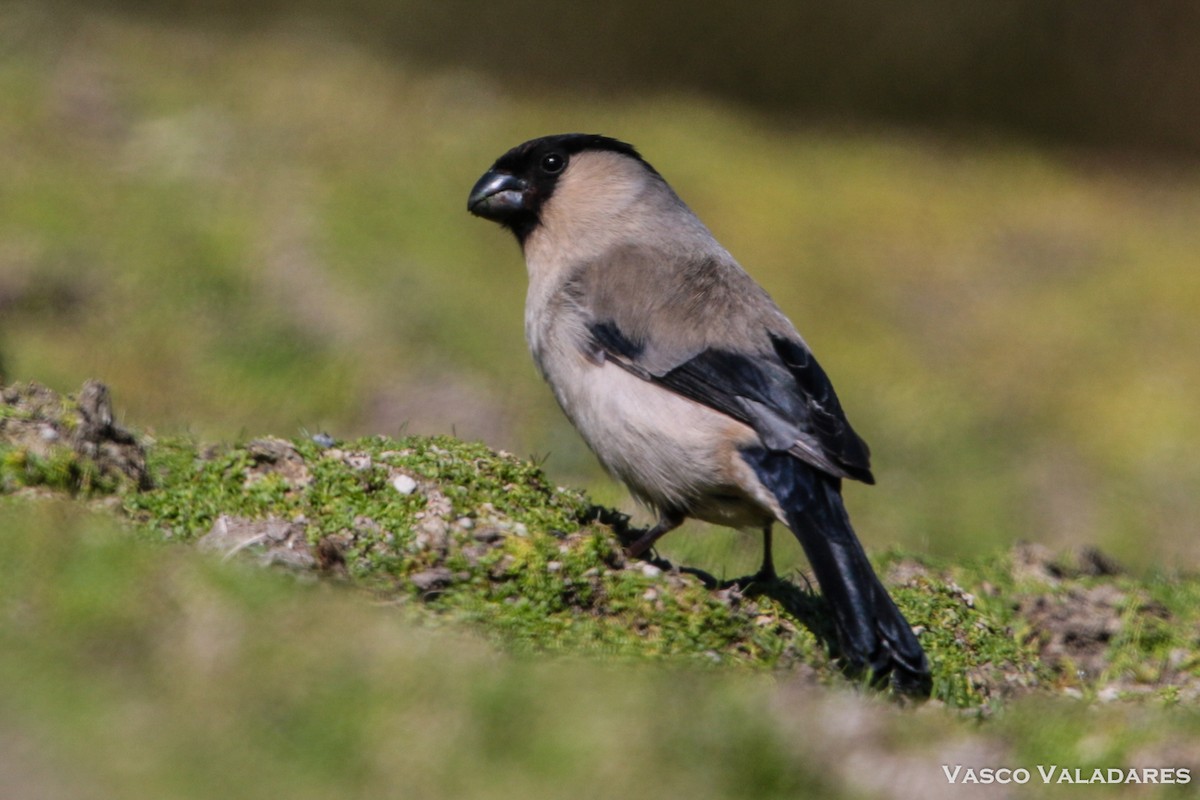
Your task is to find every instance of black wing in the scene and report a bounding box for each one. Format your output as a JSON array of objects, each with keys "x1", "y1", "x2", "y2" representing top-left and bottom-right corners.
[{"x1": 590, "y1": 319, "x2": 874, "y2": 484}]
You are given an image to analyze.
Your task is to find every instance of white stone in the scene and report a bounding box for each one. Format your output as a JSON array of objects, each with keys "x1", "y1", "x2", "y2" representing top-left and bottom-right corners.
[{"x1": 391, "y1": 474, "x2": 418, "y2": 495}]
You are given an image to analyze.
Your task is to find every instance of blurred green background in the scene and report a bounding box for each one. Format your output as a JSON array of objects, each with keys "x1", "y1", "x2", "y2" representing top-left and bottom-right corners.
[{"x1": 3, "y1": 0, "x2": 1198, "y2": 577}]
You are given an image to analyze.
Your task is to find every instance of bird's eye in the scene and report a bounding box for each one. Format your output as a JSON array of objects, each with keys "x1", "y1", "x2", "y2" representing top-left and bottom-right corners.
[{"x1": 541, "y1": 153, "x2": 566, "y2": 174}]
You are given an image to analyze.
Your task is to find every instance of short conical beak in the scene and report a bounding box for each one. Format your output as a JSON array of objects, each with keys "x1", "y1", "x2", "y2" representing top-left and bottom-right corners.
[{"x1": 467, "y1": 170, "x2": 527, "y2": 220}]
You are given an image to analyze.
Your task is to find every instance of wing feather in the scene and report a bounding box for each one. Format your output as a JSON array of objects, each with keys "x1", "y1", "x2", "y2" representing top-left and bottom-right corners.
[{"x1": 570, "y1": 248, "x2": 874, "y2": 484}]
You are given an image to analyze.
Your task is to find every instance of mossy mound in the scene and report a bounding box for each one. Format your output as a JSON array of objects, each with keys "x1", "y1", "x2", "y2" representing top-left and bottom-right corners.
[
  {"x1": 19, "y1": 381, "x2": 1200, "y2": 709},
  {"x1": 125, "y1": 434, "x2": 834, "y2": 674}
]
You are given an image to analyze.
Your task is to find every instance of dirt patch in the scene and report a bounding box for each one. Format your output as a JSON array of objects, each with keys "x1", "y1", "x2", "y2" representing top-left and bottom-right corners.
[
  {"x1": 1019, "y1": 584, "x2": 1128, "y2": 678},
  {"x1": 1007, "y1": 542, "x2": 1200, "y2": 701},
  {"x1": 1011, "y1": 542, "x2": 1132, "y2": 677}
]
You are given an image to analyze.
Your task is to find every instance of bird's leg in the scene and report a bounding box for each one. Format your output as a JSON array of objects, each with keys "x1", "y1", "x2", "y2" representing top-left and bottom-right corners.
[
  {"x1": 755, "y1": 523, "x2": 777, "y2": 582},
  {"x1": 721, "y1": 524, "x2": 778, "y2": 590},
  {"x1": 624, "y1": 512, "x2": 684, "y2": 560}
]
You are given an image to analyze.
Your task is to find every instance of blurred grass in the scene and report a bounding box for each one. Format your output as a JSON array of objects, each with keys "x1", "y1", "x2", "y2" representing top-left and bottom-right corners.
[
  {"x1": 1, "y1": 502, "x2": 838, "y2": 800},
  {"x1": 2, "y1": 500, "x2": 1199, "y2": 799},
  {"x1": 1, "y1": 2, "x2": 1198, "y2": 582}
]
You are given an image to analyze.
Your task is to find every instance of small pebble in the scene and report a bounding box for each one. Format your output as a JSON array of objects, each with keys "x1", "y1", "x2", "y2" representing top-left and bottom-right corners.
[
  {"x1": 472, "y1": 527, "x2": 503, "y2": 544},
  {"x1": 410, "y1": 567, "x2": 454, "y2": 592},
  {"x1": 345, "y1": 454, "x2": 372, "y2": 471},
  {"x1": 392, "y1": 474, "x2": 418, "y2": 495},
  {"x1": 640, "y1": 563, "x2": 662, "y2": 579}
]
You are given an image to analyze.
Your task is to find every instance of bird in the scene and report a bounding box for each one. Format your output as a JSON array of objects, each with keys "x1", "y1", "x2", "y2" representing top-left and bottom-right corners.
[{"x1": 467, "y1": 133, "x2": 931, "y2": 694}]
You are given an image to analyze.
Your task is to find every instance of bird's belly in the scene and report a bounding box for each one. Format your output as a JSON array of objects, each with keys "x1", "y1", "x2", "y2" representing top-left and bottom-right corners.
[{"x1": 545, "y1": 354, "x2": 769, "y2": 526}]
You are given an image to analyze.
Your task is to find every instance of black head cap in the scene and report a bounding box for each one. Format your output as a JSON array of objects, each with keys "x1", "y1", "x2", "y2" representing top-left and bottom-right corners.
[{"x1": 467, "y1": 133, "x2": 656, "y2": 242}]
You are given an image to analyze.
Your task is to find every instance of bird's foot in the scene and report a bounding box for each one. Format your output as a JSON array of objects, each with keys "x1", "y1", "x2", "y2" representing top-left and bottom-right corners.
[{"x1": 720, "y1": 566, "x2": 778, "y2": 593}]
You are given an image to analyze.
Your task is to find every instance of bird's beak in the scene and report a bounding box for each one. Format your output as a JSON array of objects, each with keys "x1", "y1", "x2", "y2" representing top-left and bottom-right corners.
[{"x1": 467, "y1": 170, "x2": 527, "y2": 220}]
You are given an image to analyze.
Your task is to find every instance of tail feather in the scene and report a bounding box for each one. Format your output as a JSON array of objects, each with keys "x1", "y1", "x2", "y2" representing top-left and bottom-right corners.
[
  {"x1": 788, "y1": 486, "x2": 931, "y2": 693},
  {"x1": 743, "y1": 448, "x2": 931, "y2": 695}
]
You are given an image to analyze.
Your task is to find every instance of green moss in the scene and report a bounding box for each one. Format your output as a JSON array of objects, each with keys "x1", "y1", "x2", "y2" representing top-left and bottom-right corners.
[
  {"x1": 1104, "y1": 574, "x2": 1200, "y2": 693},
  {"x1": 126, "y1": 434, "x2": 588, "y2": 544},
  {"x1": 118, "y1": 430, "x2": 1057, "y2": 704},
  {"x1": 432, "y1": 526, "x2": 821, "y2": 669},
  {"x1": 125, "y1": 434, "x2": 824, "y2": 671},
  {"x1": 895, "y1": 575, "x2": 1045, "y2": 708}
]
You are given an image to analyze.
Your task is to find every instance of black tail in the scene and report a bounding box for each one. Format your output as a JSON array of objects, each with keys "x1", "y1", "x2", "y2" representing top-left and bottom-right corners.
[{"x1": 743, "y1": 448, "x2": 931, "y2": 695}]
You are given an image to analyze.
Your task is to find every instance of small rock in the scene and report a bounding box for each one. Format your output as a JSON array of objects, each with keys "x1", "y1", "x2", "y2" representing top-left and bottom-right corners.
[
  {"x1": 411, "y1": 567, "x2": 455, "y2": 593},
  {"x1": 472, "y1": 527, "x2": 503, "y2": 544},
  {"x1": 546, "y1": 561, "x2": 562, "y2": 573},
  {"x1": 245, "y1": 437, "x2": 311, "y2": 489},
  {"x1": 946, "y1": 581, "x2": 975, "y2": 607},
  {"x1": 247, "y1": 437, "x2": 295, "y2": 462},
  {"x1": 712, "y1": 588, "x2": 737, "y2": 607},
  {"x1": 344, "y1": 453, "x2": 372, "y2": 471},
  {"x1": 461, "y1": 545, "x2": 489, "y2": 566},
  {"x1": 391, "y1": 474, "x2": 418, "y2": 495},
  {"x1": 197, "y1": 515, "x2": 314, "y2": 570},
  {"x1": 640, "y1": 563, "x2": 662, "y2": 579}
]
